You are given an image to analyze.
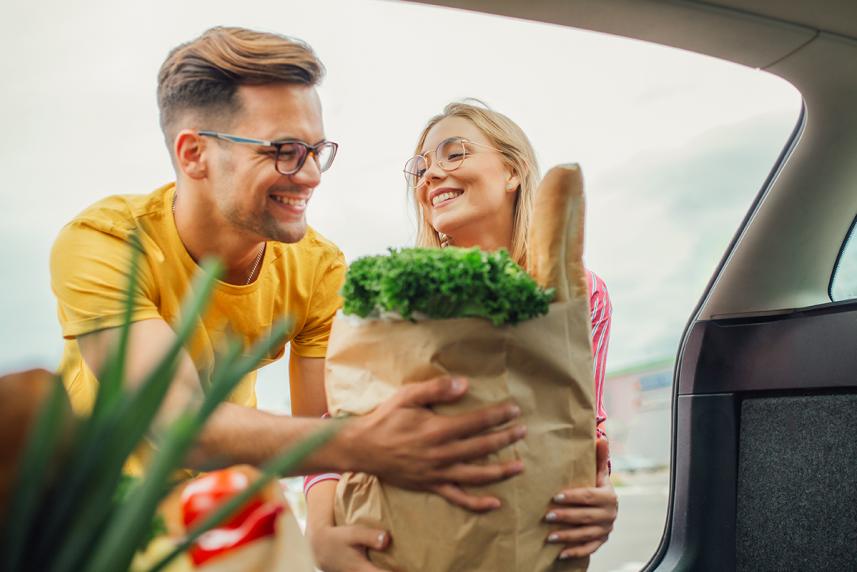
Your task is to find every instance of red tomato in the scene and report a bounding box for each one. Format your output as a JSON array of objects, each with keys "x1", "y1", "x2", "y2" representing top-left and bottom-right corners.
[
  {"x1": 188, "y1": 502, "x2": 284, "y2": 566},
  {"x1": 181, "y1": 469, "x2": 264, "y2": 530}
]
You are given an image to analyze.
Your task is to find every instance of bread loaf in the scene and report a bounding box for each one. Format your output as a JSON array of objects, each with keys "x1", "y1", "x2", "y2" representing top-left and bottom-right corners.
[{"x1": 526, "y1": 164, "x2": 587, "y2": 302}]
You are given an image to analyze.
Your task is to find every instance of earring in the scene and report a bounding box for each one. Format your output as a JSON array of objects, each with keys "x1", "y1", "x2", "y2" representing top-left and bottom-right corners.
[
  {"x1": 438, "y1": 232, "x2": 451, "y2": 248},
  {"x1": 506, "y1": 182, "x2": 517, "y2": 191}
]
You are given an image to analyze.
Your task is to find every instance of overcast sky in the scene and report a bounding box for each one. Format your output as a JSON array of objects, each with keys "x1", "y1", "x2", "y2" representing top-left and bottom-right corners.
[{"x1": 0, "y1": 0, "x2": 801, "y2": 410}]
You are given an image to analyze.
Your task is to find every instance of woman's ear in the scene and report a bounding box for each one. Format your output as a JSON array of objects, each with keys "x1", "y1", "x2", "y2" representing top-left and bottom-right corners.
[
  {"x1": 505, "y1": 172, "x2": 521, "y2": 193},
  {"x1": 174, "y1": 130, "x2": 208, "y2": 180}
]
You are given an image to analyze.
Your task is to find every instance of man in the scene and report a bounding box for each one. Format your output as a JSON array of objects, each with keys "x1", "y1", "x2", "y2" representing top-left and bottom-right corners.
[{"x1": 50, "y1": 27, "x2": 524, "y2": 504}]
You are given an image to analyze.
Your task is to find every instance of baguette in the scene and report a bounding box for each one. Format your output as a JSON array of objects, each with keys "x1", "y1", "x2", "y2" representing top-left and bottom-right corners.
[{"x1": 526, "y1": 164, "x2": 587, "y2": 302}]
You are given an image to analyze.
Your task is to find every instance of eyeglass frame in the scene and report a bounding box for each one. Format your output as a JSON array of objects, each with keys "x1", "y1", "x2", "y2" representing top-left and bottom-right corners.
[
  {"x1": 198, "y1": 130, "x2": 339, "y2": 176},
  {"x1": 403, "y1": 137, "x2": 504, "y2": 189}
]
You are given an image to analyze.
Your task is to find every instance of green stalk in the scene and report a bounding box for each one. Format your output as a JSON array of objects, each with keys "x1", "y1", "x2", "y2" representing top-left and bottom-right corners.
[
  {"x1": 84, "y1": 320, "x2": 290, "y2": 572},
  {"x1": 48, "y1": 260, "x2": 222, "y2": 572},
  {"x1": 3, "y1": 242, "x2": 328, "y2": 572},
  {"x1": 93, "y1": 232, "x2": 143, "y2": 422},
  {"x1": 201, "y1": 320, "x2": 291, "y2": 417},
  {"x1": 0, "y1": 378, "x2": 68, "y2": 571},
  {"x1": 146, "y1": 422, "x2": 341, "y2": 572},
  {"x1": 39, "y1": 259, "x2": 223, "y2": 569}
]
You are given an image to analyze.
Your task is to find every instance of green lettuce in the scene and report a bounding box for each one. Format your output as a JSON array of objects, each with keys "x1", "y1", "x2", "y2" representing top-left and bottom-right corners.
[{"x1": 341, "y1": 247, "x2": 554, "y2": 326}]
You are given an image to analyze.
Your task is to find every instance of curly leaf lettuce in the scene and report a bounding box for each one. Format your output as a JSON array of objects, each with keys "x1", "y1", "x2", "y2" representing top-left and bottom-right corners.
[{"x1": 341, "y1": 248, "x2": 554, "y2": 326}]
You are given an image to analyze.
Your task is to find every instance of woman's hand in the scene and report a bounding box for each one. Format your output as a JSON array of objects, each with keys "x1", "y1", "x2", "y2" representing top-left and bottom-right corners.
[
  {"x1": 545, "y1": 438, "x2": 618, "y2": 560},
  {"x1": 309, "y1": 523, "x2": 391, "y2": 572},
  {"x1": 306, "y1": 480, "x2": 391, "y2": 572}
]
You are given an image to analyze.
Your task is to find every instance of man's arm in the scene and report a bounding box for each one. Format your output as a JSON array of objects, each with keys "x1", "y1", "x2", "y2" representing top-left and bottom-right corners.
[
  {"x1": 78, "y1": 319, "x2": 332, "y2": 468},
  {"x1": 289, "y1": 353, "x2": 327, "y2": 418},
  {"x1": 78, "y1": 319, "x2": 526, "y2": 486}
]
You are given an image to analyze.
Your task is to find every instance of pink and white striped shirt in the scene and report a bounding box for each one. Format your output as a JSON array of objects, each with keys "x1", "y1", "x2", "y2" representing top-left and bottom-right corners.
[
  {"x1": 304, "y1": 271, "x2": 613, "y2": 493},
  {"x1": 586, "y1": 270, "x2": 612, "y2": 440}
]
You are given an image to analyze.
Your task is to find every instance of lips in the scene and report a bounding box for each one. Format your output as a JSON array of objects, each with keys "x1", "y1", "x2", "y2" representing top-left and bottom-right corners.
[
  {"x1": 270, "y1": 194, "x2": 307, "y2": 208},
  {"x1": 428, "y1": 187, "x2": 463, "y2": 208},
  {"x1": 268, "y1": 193, "x2": 309, "y2": 216}
]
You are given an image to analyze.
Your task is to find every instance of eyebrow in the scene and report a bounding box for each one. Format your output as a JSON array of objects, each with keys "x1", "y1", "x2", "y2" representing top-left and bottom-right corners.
[
  {"x1": 420, "y1": 136, "x2": 466, "y2": 154},
  {"x1": 269, "y1": 135, "x2": 328, "y2": 145}
]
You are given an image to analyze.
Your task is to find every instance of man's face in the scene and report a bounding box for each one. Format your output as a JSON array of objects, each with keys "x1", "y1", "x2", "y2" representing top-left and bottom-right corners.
[{"x1": 207, "y1": 83, "x2": 325, "y2": 244}]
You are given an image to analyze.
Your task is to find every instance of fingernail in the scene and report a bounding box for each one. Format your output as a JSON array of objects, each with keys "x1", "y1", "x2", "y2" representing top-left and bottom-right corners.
[
  {"x1": 545, "y1": 511, "x2": 558, "y2": 522},
  {"x1": 489, "y1": 499, "x2": 501, "y2": 509},
  {"x1": 558, "y1": 553, "x2": 572, "y2": 561},
  {"x1": 377, "y1": 532, "x2": 387, "y2": 547},
  {"x1": 450, "y1": 377, "x2": 465, "y2": 392},
  {"x1": 514, "y1": 425, "x2": 527, "y2": 439},
  {"x1": 547, "y1": 533, "x2": 560, "y2": 542},
  {"x1": 509, "y1": 404, "x2": 521, "y2": 417},
  {"x1": 553, "y1": 493, "x2": 566, "y2": 503}
]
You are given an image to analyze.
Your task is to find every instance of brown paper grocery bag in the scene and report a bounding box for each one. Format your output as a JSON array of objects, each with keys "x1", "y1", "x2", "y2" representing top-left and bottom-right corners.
[{"x1": 326, "y1": 304, "x2": 594, "y2": 572}]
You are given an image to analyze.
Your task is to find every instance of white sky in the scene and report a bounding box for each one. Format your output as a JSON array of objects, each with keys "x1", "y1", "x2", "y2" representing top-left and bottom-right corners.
[{"x1": 0, "y1": 0, "x2": 801, "y2": 410}]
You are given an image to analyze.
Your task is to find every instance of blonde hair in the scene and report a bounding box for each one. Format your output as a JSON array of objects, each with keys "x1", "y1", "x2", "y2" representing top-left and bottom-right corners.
[{"x1": 412, "y1": 101, "x2": 539, "y2": 266}]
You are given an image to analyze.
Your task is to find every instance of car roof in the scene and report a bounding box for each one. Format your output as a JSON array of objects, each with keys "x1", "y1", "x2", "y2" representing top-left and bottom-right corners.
[{"x1": 415, "y1": 0, "x2": 857, "y2": 319}]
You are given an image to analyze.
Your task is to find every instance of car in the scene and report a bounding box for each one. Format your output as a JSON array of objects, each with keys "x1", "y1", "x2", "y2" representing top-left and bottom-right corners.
[
  {"x1": 415, "y1": 1, "x2": 857, "y2": 570},
  {"x1": 611, "y1": 454, "x2": 662, "y2": 475}
]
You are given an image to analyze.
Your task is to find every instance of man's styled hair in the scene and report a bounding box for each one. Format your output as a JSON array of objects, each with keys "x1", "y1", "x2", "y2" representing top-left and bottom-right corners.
[{"x1": 157, "y1": 26, "x2": 325, "y2": 146}]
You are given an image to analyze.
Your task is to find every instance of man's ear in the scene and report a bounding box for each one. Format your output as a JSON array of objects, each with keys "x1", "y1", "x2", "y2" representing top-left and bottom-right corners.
[{"x1": 174, "y1": 130, "x2": 208, "y2": 180}]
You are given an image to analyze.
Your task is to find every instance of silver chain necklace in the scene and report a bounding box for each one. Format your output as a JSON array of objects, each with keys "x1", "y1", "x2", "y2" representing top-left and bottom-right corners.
[{"x1": 173, "y1": 193, "x2": 265, "y2": 285}]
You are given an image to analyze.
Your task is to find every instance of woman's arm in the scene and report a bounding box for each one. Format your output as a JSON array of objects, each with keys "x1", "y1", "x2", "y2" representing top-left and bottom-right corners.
[
  {"x1": 293, "y1": 353, "x2": 391, "y2": 571},
  {"x1": 545, "y1": 271, "x2": 618, "y2": 560},
  {"x1": 545, "y1": 438, "x2": 618, "y2": 559}
]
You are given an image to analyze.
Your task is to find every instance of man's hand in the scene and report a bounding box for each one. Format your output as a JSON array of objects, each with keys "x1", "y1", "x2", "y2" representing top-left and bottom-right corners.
[
  {"x1": 544, "y1": 438, "x2": 618, "y2": 560},
  {"x1": 339, "y1": 376, "x2": 526, "y2": 511}
]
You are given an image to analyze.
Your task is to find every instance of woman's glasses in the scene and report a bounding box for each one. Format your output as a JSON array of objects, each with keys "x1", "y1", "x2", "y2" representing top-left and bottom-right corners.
[{"x1": 403, "y1": 137, "x2": 502, "y2": 189}]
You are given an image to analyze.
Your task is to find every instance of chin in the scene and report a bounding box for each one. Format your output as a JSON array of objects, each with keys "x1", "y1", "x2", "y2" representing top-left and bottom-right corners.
[
  {"x1": 267, "y1": 220, "x2": 308, "y2": 244},
  {"x1": 431, "y1": 212, "x2": 470, "y2": 241}
]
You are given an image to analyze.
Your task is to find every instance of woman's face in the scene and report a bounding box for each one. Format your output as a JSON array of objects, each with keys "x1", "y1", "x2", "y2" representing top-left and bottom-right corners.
[{"x1": 416, "y1": 116, "x2": 518, "y2": 244}]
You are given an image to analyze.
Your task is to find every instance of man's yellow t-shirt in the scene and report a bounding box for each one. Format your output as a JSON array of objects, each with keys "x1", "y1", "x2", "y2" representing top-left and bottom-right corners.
[{"x1": 50, "y1": 183, "x2": 345, "y2": 472}]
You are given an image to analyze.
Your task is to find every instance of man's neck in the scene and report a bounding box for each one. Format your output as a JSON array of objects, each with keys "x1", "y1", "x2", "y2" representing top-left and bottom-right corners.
[{"x1": 172, "y1": 184, "x2": 266, "y2": 285}]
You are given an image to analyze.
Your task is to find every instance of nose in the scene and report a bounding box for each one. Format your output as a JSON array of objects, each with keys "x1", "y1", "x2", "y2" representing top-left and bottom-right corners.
[
  {"x1": 422, "y1": 155, "x2": 446, "y2": 185},
  {"x1": 288, "y1": 153, "x2": 322, "y2": 188}
]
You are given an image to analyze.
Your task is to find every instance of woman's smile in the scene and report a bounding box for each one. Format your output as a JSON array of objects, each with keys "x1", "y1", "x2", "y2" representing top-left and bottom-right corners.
[{"x1": 428, "y1": 187, "x2": 464, "y2": 208}]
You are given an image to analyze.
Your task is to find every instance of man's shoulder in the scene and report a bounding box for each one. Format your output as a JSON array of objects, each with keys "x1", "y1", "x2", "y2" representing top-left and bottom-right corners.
[
  {"x1": 58, "y1": 184, "x2": 173, "y2": 240},
  {"x1": 60, "y1": 184, "x2": 173, "y2": 240}
]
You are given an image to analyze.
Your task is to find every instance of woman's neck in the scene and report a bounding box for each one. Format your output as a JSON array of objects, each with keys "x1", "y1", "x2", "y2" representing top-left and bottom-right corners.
[{"x1": 446, "y1": 218, "x2": 514, "y2": 253}]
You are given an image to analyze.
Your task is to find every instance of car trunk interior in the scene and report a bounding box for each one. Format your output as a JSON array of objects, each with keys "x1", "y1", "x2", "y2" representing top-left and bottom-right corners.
[{"x1": 414, "y1": 1, "x2": 857, "y2": 569}]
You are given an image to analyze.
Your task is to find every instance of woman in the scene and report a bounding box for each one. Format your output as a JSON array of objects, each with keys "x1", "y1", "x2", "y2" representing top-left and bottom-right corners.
[{"x1": 306, "y1": 102, "x2": 617, "y2": 571}]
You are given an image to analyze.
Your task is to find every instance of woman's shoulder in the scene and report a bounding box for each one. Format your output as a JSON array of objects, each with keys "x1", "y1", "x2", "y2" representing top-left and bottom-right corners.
[
  {"x1": 584, "y1": 269, "x2": 609, "y2": 298},
  {"x1": 584, "y1": 269, "x2": 612, "y2": 321}
]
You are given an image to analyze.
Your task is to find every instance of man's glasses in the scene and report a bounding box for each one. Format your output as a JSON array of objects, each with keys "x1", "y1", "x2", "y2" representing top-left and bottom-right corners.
[
  {"x1": 403, "y1": 137, "x2": 502, "y2": 189},
  {"x1": 198, "y1": 131, "x2": 339, "y2": 176}
]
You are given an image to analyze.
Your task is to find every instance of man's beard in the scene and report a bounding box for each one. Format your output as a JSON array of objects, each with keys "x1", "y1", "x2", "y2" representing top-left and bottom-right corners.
[{"x1": 224, "y1": 201, "x2": 308, "y2": 244}]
